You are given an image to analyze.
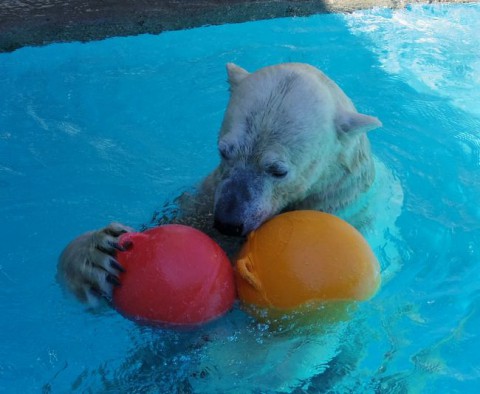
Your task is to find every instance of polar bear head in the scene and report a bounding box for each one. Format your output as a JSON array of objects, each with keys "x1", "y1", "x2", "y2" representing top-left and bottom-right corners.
[{"x1": 212, "y1": 63, "x2": 381, "y2": 236}]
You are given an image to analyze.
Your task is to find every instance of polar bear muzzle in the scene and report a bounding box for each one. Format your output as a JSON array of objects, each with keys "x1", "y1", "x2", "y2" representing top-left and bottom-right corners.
[{"x1": 213, "y1": 167, "x2": 272, "y2": 236}]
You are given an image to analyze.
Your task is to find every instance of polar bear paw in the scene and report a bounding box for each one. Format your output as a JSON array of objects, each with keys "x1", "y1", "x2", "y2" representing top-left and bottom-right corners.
[{"x1": 57, "y1": 222, "x2": 134, "y2": 306}]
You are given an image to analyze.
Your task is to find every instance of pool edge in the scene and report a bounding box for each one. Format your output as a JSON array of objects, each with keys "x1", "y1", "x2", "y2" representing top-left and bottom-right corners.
[{"x1": 0, "y1": 0, "x2": 477, "y2": 52}]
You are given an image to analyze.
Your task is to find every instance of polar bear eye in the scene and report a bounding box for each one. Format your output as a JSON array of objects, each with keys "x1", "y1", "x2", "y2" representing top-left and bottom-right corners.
[
  {"x1": 266, "y1": 163, "x2": 289, "y2": 179},
  {"x1": 219, "y1": 148, "x2": 229, "y2": 160},
  {"x1": 218, "y1": 142, "x2": 232, "y2": 161}
]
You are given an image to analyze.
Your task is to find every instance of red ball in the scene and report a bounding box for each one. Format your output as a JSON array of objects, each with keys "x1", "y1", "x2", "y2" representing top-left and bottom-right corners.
[{"x1": 112, "y1": 225, "x2": 235, "y2": 327}]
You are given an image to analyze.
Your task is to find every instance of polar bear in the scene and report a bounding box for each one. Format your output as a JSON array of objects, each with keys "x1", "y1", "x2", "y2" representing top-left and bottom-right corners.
[{"x1": 58, "y1": 62, "x2": 383, "y2": 305}]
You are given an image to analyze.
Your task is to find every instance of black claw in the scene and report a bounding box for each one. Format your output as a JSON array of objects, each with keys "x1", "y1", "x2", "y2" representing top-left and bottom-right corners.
[
  {"x1": 89, "y1": 286, "x2": 110, "y2": 300},
  {"x1": 95, "y1": 244, "x2": 115, "y2": 255},
  {"x1": 106, "y1": 274, "x2": 121, "y2": 287},
  {"x1": 110, "y1": 258, "x2": 126, "y2": 273},
  {"x1": 121, "y1": 240, "x2": 133, "y2": 250},
  {"x1": 109, "y1": 241, "x2": 126, "y2": 251}
]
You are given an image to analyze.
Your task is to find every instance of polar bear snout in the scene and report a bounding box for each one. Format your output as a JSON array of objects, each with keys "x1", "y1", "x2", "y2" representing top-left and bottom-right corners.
[
  {"x1": 213, "y1": 218, "x2": 244, "y2": 236},
  {"x1": 213, "y1": 167, "x2": 272, "y2": 236},
  {"x1": 213, "y1": 186, "x2": 248, "y2": 236}
]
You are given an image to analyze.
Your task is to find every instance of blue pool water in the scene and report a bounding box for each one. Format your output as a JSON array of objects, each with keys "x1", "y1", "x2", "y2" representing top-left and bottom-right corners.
[{"x1": 1, "y1": 3, "x2": 480, "y2": 392}]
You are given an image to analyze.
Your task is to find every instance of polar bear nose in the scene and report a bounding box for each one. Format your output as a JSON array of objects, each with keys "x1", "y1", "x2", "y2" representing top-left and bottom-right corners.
[{"x1": 214, "y1": 219, "x2": 244, "y2": 237}]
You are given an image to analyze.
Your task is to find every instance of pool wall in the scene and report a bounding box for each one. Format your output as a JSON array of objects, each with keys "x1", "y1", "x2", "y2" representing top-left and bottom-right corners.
[{"x1": 0, "y1": 0, "x2": 476, "y2": 52}]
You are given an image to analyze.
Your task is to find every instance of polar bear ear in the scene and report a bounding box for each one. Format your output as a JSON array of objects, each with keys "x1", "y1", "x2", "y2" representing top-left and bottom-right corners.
[
  {"x1": 226, "y1": 63, "x2": 249, "y2": 89},
  {"x1": 335, "y1": 111, "x2": 382, "y2": 136}
]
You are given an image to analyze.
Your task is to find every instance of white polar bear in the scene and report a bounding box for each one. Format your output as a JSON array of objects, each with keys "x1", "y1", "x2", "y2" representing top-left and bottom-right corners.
[
  {"x1": 58, "y1": 62, "x2": 384, "y2": 305},
  {"x1": 58, "y1": 62, "x2": 405, "y2": 392}
]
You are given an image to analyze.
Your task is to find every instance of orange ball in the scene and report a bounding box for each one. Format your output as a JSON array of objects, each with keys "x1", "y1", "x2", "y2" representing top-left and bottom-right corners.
[{"x1": 234, "y1": 211, "x2": 380, "y2": 313}]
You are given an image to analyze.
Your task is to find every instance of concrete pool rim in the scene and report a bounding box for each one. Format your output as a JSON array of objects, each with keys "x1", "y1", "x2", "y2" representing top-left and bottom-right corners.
[{"x1": 0, "y1": 1, "x2": 477, "y2": 52}]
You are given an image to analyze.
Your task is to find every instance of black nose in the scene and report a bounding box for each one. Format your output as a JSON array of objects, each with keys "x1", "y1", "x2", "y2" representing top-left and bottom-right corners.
[{"x1": 214, "y1": 219, "x2": 244, "y2": 236}]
